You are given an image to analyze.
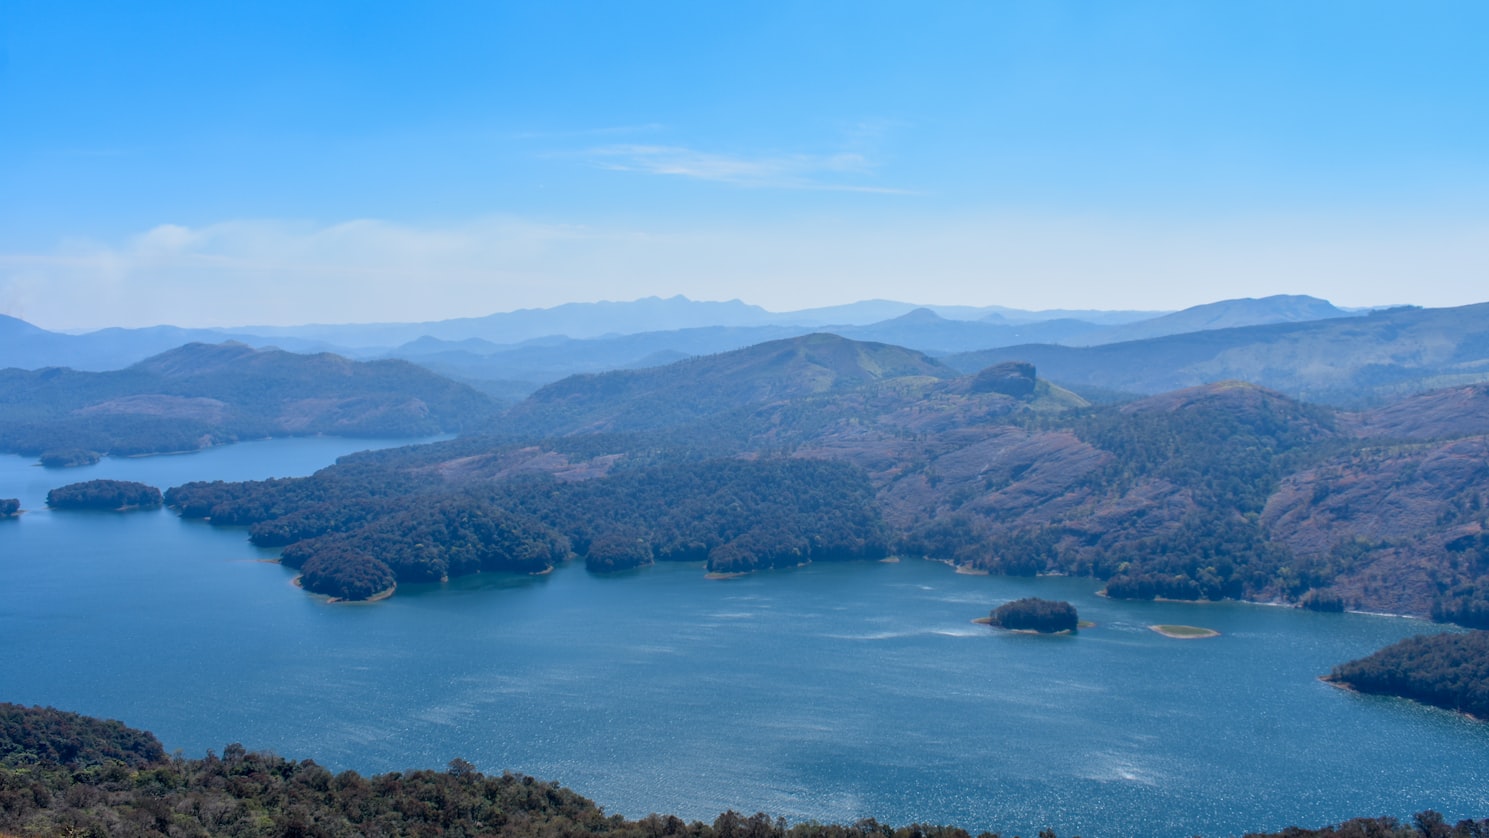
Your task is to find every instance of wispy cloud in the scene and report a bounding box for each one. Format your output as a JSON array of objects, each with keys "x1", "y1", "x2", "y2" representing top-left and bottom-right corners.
[
  {"x1": 0, "y1": 218, "x2": 623, "y2": 329},
  {"x1": 579, "y1": 144, "x2": 915, "y2": 193}
]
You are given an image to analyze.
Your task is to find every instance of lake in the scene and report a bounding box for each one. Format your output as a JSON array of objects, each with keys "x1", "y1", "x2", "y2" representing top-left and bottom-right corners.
[{"x1": 1, "y1": 438, "x2": 1486, "y2": 838}]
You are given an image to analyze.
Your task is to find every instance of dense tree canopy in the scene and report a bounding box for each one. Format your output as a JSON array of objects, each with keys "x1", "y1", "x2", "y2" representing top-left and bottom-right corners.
[
  {"x1": 46, "y1": 480, "x2": 163, "y2": 511},
  {"x1": 170, "y1": 455, "x2": 888, "y2": 600},
  {"x1": 1327, "y1": 631, "x2": 1489, "y2": 720},
  {"x1": 1, "y1": 704, "x2": 164, "y2": 768},
  {"x1": 990, "y1": 599, "x2": 1079, "y2": 633},
  {"x1": 296, "y1": 547, "x2": 398, "y2": 601},
  {"x1": 3, "y1": 703, "x2": 1482, "y2": 838},
  {"x1": 38, "y1": 448, "x2": 101, "y2": 468}
]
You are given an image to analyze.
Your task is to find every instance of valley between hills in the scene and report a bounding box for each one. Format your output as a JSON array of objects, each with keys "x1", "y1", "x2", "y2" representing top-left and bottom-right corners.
[{"x1": 4, "y1": 297, "x2": 1489, "y2": 626}]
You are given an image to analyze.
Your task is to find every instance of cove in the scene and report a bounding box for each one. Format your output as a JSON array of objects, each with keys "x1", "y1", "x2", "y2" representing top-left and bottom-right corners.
[{"x1": 1, "y1": 439, "x2": 1487, "y2": 838}]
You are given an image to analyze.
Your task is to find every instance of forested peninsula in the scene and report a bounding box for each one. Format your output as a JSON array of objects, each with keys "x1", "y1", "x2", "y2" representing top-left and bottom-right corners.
[
  {"x1": 168, "y1": 457, "x2": 888, "y2": 599},
  {"x1": 1, "y1": 703, "x2": 1483, "y2": 838},
  {"x1": 1326, "y1": 631, "x2": 1489, "y2": 721}
]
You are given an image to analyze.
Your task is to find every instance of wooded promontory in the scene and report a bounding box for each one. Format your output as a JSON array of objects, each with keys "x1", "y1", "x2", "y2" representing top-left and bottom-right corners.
[{"x1": 1327, "y1": 631, "x2": 1489, "y2": 721}]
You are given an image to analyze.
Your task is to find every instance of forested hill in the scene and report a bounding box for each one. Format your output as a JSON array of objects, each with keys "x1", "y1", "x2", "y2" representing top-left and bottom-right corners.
[
  {"x1": 0, "y1": 342, "x2": 495, "y2": 460},
  {"x1": 170, "y1": 340, "x2": 1489, "y2": 623},
  {"x1": 498, "y1": 333, "x2": 956, "y2": 436},
  {"x1": 944, "y1": 301, "x2": 1489, "y2": 407},
  {"x1": 2, "y1": 702, "x2": 1480, "y2": 838},
  {"x1": 17, "y1": 327, "x2": 1478, "y2": 621}
]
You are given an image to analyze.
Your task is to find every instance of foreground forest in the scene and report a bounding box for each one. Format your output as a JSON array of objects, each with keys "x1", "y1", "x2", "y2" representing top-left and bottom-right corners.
[
  {"x1": 147, "y1": 334, "x2": 1489, "y2": 630},
  {"x1": 1, "y1": 704, "x2": 1483, "y2": 838}
]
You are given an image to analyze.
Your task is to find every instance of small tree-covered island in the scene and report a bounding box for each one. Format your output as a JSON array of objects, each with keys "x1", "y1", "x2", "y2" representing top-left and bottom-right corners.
[
  {"x1": 46, "y1": 480, "x2": 164, "y2": 511},
  {"x1": 0, "y1": 498, "x2": 19, "y2": 517},
  {"x1": 983, "y1": 598, "x2": 1080, "y2": 634}
]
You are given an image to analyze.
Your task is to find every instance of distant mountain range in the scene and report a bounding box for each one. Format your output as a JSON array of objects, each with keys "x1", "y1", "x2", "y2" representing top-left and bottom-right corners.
[
  {"x1": 948, "y1": 302, "x2": 1489, "y2": 406},
  {"x1": 2, "y1": 294, "x2": 1358, "y2": 388},
  {"x1": 1061, "y1": 294, "x2": 1353, "y2": 346},
  {"x1": 11, "y1": 293, "x2": 1484, "y2": 410}
]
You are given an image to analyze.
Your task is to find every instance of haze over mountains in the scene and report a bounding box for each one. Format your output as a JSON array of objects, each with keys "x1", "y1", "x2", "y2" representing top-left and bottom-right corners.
[
  {"x1": 0, "y1": 293, "x2": 1309, "y2": 362},
  {"x1": 5, "y1": 293, "x2": 1479, "y2": 409},
  {"x1": 950, "y1": 301, "x2": 1489, "y2": 406},
  {"x1": 0, "y1": 342, "x2": 491, "y2": 459},
  {"x1": 2, "y1": 293, "x2": 1387, "y2": 397}
]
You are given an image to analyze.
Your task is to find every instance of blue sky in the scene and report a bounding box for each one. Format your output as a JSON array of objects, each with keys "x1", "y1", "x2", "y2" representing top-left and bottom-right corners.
[{"x1": 2, "y1": 1, "x2": 1487, "y2": 329}]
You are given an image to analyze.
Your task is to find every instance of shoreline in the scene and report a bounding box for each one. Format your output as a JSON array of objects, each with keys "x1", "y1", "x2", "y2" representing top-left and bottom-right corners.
[
  {"x1": 841, "y1": 556, "x2": 1438, "y2": 625},
  {"x1": 972, "y1": 616, "x2": 1077, "y2": 636},
  {"x1": 1320, "y1": 676, "x2": 1487, "y2": 724},
  {"x1": 294, "y1": 575, "x2": 398, "y2": 604}
]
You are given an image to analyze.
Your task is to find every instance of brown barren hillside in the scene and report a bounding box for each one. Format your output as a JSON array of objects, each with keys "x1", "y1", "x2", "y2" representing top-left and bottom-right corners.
[{"x1": 163, "y1": 334, "x2": 1489, "y2": 621}]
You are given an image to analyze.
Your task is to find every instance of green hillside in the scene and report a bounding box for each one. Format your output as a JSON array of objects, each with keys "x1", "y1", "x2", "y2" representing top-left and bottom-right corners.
[
  {"x1": 0, "y1": 343, "x2": 496, "y2": 460},
  {"x1": 166, "y1": 345, "x2": 1489, "y2": 623},
  {"x1": 500, "y1": 332, "x2": 956, "y2": 436}
]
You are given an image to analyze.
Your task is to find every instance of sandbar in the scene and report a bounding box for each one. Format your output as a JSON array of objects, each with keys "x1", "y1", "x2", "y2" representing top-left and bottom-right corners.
[{"x1": 1149, "y1": 624, "x2": 1219, "y2": 639}]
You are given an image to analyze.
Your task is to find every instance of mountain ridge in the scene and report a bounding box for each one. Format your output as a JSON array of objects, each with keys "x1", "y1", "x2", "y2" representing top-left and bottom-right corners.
[
  {"x1": 947, "y1": 302, "x2": 1489, "y2": 407},
  {"x1": 1066, "y1": 294, "x2": 1354, "y2": 346},
  {"x1": 125, "y1": 325, "x2": 1489, "y2": 626},
  {"x1": 0, "y1": 342, "x2": 496, "y2": 460},
  {"x1": 500, "y1": 332, "x2": 957, "y2": 437}
]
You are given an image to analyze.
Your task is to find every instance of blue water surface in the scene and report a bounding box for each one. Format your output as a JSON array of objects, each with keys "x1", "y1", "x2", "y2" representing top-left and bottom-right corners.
[{"x1": 1, "y1": 439, "x2": 1485, "y2": 838}]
